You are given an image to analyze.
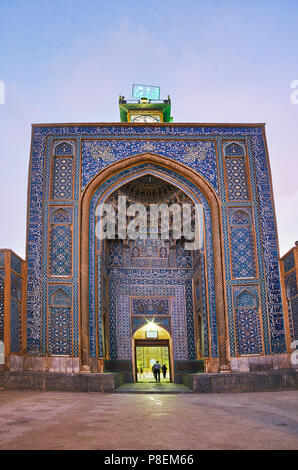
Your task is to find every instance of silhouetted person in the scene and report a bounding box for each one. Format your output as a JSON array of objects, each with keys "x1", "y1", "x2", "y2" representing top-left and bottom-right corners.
[
  {"x1": 161, "y1": 364, "x2": 167, "y2": 379},
  {"x1": 153, "y1": 361, "x2": 161, "y2": 382}
]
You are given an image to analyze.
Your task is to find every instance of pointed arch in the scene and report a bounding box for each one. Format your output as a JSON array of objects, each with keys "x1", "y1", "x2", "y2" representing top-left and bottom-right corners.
[
  {"x1": 80, "y1": 153, "x2": 230, "y2": 372},
  {"x1": 224, "y1": 142, "x2": 245, "y2": 156},
  {"x1": 235, "y1": 289, "x2": 259, "y2": 310},
  {"x1": 231, "y1": 209, "x2": 251, "y2": 226},
  {"x1": 54, "y1": 141, "x2": 74, "y2": 156}
]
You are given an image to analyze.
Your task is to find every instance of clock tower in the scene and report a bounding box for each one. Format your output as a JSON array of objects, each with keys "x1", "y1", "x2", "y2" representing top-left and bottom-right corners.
[{"x1": 119, "y1": 89, "x2": 172, "y2": 123}]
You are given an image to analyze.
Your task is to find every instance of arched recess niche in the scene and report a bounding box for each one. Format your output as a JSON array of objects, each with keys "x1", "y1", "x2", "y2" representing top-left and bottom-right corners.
[{"x1": 80, "y1": 153, "x2": 230, "y2": 372}]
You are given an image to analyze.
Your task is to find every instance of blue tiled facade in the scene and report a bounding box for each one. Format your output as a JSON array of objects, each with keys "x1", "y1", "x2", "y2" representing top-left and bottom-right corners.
[
  {"x1": 0, "y1": 250, "x2": 25, "y2": 355},
  {"x1": 22, "y1": 123, "x2": 288, "y2": 373}
]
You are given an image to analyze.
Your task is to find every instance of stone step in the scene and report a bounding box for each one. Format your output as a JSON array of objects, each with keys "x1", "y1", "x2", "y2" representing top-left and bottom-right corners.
[{"x1": 114, "y1": 383, "x2": 193, "y2": 394}]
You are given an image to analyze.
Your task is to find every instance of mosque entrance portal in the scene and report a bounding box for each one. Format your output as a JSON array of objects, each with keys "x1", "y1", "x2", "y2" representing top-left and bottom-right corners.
[{"x1": 82, "y1": 159, "x2": 230, "y2": 378}]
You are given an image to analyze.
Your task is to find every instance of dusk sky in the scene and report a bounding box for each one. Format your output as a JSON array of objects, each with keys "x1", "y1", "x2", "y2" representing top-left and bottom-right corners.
[{"x1": 0, "y1": 0, "x2": 297, "y2": 258}]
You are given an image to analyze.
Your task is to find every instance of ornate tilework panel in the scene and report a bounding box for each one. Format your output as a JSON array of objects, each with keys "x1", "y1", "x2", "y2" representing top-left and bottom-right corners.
[
  {"x1": 48, "y1": 285, "x2": 72, "y2": 355},
  {"x1": 234, "y1": 288, "x2": 259, "y2": 309},
  {"x1": 11, "y1": 254, "x2": 22, "y2": 275},
  {"x1": 233, "y1": 287, "x2": 262, "y2": 355},
  {"x1": 54, "y1": 142, "x2": 74, "y2": 156},
  {"x1": 108, "y1": 244, "x2": 124, "y2": 267},
  {"x1": 103, "y1": 222, "x2": 197, "y2": 361},
  {"x1": 123, "y1": 239, "x2": 173, "y2": 268},
  {"x1": 51, "y1": 157, "x2": 74, "y2": 199},
  {"x1": 96, "y1": 254, "x2": 105, "y2": 358},
  {"x1": 185, "y1": 279, "x2": 196, "y2": 359},
  {"x1": 107, "y1": 279, "x2": 117, "y2": 358},
  {"x1": 132, "y1": 298, "x2": 169, "y2": 315},
  {"x1": 82, "y1": 139, "x2": 218, "y2": 192},
  {"x1": 48, "y1": 307, "x2": 71, "y2": 355},
  {"x1": 225, "y1": 157, "x2": 249, "y2": 201},
  {"x1": 50, "y1": 207, "x2": 72, "y2": 224},
  {"x1": 224, "y1": 142, "x2": 245, "y2": 156},
  {"x1": 0, "y1": 253, "x2": 4, "y2": 267},
  {"x1": 10, "y1": 298, "x2": 21, "y2": 353},
  {"x1": 0, "y1": 275, "x2": 4, "y2": 342},
  {"x1": 10, "y1": 273, "x2": 22, "y2": 353},
  {"x1": 251, "y1": 132, "x2": 286, "y2": 353},
  {"x1": 285, "y1": 271, "x2": 297, "y2": 300},
  {"x1": 27, "y1": 123, "x2": 287, "y2": 360},
  {"x1": 27, "y1": 133, "x2": 46, "y2": 355},
  {"x1": 199, "y1": 255, "x2": 210, "y2": 358},
  {"x1": 50, "y1": 288, "x2": 72, "y2": 306},
  {"x1": 11, "y1": 273, "x2": 22, "y2": 300},
  {"x1": 49, "y1": 225, "x2": 72, "y2": 276},
  {"x1": 283, "y1": 251, "x2": 295, "y2": 274},
  {"x1": 229, "y1": 208, "x2": 252, "y2": 226},
  {"x1": 230, "y1": 227, "x2": 256, "y2": 278},
  {"x1": 176, "y1": 245, "x2": 192, "y2": 268},
  {"x1": 290, "y1": 297, "x2": 298, "y2": 341},
  {"x1": 108, "y1": 282, "x2": 190, "y2": 361}
]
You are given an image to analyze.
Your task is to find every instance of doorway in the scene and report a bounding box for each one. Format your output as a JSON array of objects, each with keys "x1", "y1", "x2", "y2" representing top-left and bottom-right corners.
[{"x1": 135, "y1": 339, "x2": 171, "y2": 383}]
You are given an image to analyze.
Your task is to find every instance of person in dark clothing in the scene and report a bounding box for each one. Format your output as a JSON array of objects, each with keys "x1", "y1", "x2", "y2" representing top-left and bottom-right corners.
[
  {"x1": 152, "y1": 361, "x2": 161, "y2": 382},
  {"x1": 161, "y1": 364, "x2": 167, "y2": 379}
]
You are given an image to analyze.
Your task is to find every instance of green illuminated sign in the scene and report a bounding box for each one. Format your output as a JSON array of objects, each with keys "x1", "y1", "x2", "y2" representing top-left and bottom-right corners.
[{"x1": 132, "y1": 84, "x2": 160, "y2": 100}]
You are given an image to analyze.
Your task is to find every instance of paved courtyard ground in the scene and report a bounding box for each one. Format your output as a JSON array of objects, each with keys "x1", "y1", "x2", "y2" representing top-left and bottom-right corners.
[{"x1": 0, "y1": 390, "x2": 297, "y2": 450}]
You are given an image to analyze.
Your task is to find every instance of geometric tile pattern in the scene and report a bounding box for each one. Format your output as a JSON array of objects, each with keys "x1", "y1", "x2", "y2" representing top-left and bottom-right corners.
[
  {"x1": 284, "y1": 261, "x2": 298, "y2": 343},
  {"x1": 50, "y1": 207, "x2": 72, "y2": 224},
  {"x1": 235, "y1": 308, "x2": 262, "y2": 355},
  {"x1": 224, "y1": 142, "x2": 245, "y2": 156},
  {"x1": 0, "y1": 273, "x2": 4, "y2": 342},
  {"x1": 25, "y1": 122, "x2": 287, "y2": 361},
  {"x1": 284, "y1": 251, "x2": 295, "y2": 274},
  {"x1": 50, "y1": 288, "x2": 72, "y2": 306},
  {"x1": 131, "y1": 316, "x2": 171, "y2": 335},
  {"x1": 51, "y1": 157, "x2": 74, "y2": 200},
  {"x1": 48, "y1": 285, "x2": 72, "y2": 355},
  {"x1": 11, "y1": 273, "x2": 22, "y2": 300},
  {"x1": 176, "y1": 245, "x2": 192, "y2": 268},
  {"x1": 225, "y1": 157, "x2": 249, "y2": 200},
  {"x1": 108, "y1": 244, "x2": 124, "y2": 267},
  {"x1": 88, "y1": 164, "x2": 218, "y2": 361},
  {"x1": 230, "y1": 227, "x2": 256, "y2": 278},
  {"x1": 10, "y1": 298, "x2": 21, "y2": 353},
  {"x1": 11, "y1": 254, "x2": 22, "y2": 275},
  {"x1": 49, "y1": 225, "x2": 72, "y2": 276},
  {"x1": 233, "y1": 287, "x2": 262, "y2": 355},
  {"x1": 122, "y1": 239, "x2": 174, "y2": 268},
  {"x1": 10, "y1": 273, "x2": 23, "y2": 353},
  {"x1": 285, "y1": 271, "x2": 297, "y2": 299},
  {"x1": 290, "y1": 297, "x2": 298, "y2": 342},
  {"x1": 229, "y1": 208, "x2": 251, "y2": 226},
  {"x1": 54, "y1": 142, "x2": 74, "y2": 156},
  {"x1": 82, "y1": 139, "x2": 218, "y2": 192},
  {"x1": 132, "y1": 298, "x2": 170, "y2": 315},
  {"x1": 110, "y1": 283, "x2": 189, "y2": 361},
  {"x1": 48, "y1": 307, "x2": 71, "y2": 355}
]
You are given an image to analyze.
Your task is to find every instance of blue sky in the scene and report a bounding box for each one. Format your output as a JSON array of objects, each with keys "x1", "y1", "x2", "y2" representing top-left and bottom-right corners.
[{"x1": 0, "y1": 0, "x2": 297, "y2": 257}]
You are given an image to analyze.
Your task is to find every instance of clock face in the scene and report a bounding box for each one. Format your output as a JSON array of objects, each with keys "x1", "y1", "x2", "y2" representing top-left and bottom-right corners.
[{"x1": 130, "y1": 114, "x2": 161, "y2": 123}]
